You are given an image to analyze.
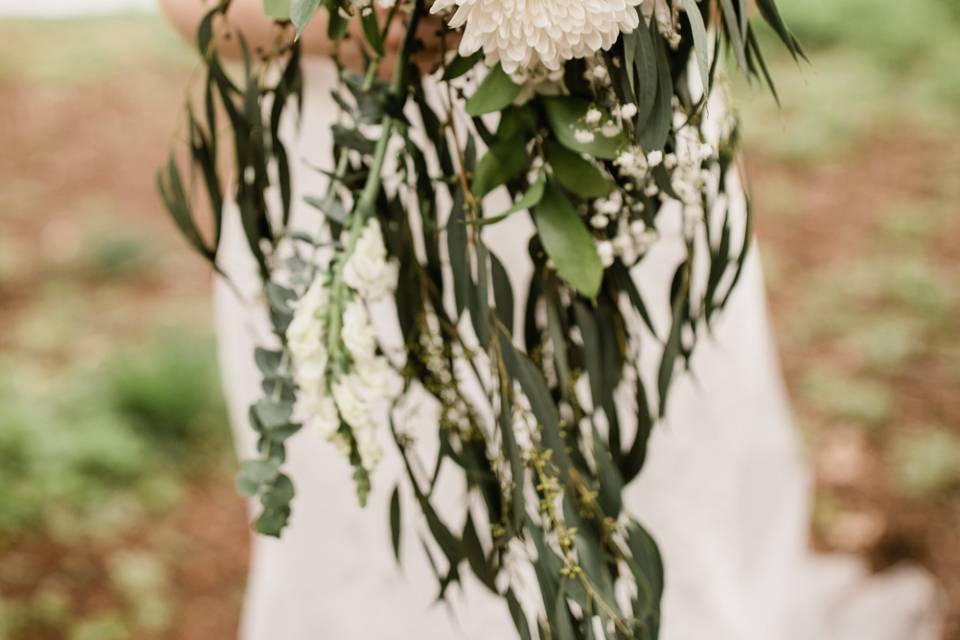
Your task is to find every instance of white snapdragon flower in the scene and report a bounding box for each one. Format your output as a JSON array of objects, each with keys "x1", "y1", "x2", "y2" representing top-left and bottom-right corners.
[
  {"x1": 295, "y1": 350, "x2": 329, "y2": 389},
  {"x1": 333, "y1": 373, "x2": 374, "y2": 431},
  {"x1": 341, "y1": 299, "x2": 377, "y2": 363},
  {"x1": 432, "y1": 0, "x2": 643, "y2": 75},
  {"x1": 343, "y1": 218, "x2": 397, "y2": 301},
  {"x1": 287, "y1": 276, "x2": 331, "y2": 389},
  {"x1": 303, "y1": 394, "x2": 341, "y2": 439},
  {"x1": 355, "y1": 428, "x2": 383, "y2": 471},
  {"x1": 287, "y1": 277, "x2": 328, "y2": 355},
  {"x1": 355, "y1": 354, "x2": 393, "y2": 392}
]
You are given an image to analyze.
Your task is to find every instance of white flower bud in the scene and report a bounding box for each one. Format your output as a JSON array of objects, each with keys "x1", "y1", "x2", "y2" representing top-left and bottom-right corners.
[
  {"x1": 574, "y1": 129, "x2": 596, "y2": 144},
  {"x1": 590, "y1": 213, "x2": 609, "y2": 229},
  {"x1": 596, "y1": 240, "x2": 615, "y2": 268},
  {"x1": 619, "y1": 103, "x2": 638, "y2": 119},
  {"x1": 601, "y1": 121, "x2": 621, "y2": 138}
]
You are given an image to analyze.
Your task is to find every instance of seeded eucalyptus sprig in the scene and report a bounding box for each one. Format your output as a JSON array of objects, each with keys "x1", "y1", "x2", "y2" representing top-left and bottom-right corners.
[{"x1": 160, "y1": 0, "x2": 800, "y2": 635}]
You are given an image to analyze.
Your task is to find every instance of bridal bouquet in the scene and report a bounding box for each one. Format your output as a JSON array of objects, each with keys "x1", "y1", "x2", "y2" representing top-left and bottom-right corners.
[{"x1": 159, "y1": 0, "x2": 800, "y2": 636}]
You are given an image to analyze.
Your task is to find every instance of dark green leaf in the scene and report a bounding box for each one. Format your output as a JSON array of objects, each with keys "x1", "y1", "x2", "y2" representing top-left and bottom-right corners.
[
  {"x1": 474, "y1": 174, "x2": 545, "y2": 227},
  {"x1": 472, "y1": 136, "x2": 527, "y2": 199},
  {"x1": 490, "y1": 251, "x2": 515, "y2": 333},
  {"x1": 498, "y1": 330, "x2": 570, "y2": 479},
  {"x1": 592, "y1": 426, "x2": 624, "y2": 517},
  {"x1": 545, "y1": 140, "x2": 613, "y2": 199},
  {"x1": 639, "y1": 28, "x2": 674, "y2": 151},
  {"x1": 254, "y1": 397, "x2": 294, "y2": 429},
  {"x1": 506, "y1": 589, "x2": 533, "y2": 640},
  {"x1": 447, "y1": 189, "x2": 469, "y2": 317},
  {"x1": 254, "y1": 347, "x2": 283, "y2": 375},
  {"x1": 390, "y1": 485, "x2": 402, "y2": 563},
  {"x1": 630, "y1": 24, "x2": 658, "y2": 129},
  {"x1": 236, "y1": 459, "x2": 281, "y2": 496},
  {"x1": 465, "y1": 63, "x2": 521, "y2": 116},
  {"x1": 498, "y1": 384, "x2": 525, "y2": 532},
  {"x1": 260, "y1": 473, "x2": 295, "y2": 509},
  {"x1": 622, "y1": 373, "x2": 655, "y2": 483},
  {"x1": 657, "y1": 263, "x2": 689, "y2": 417},
  {"x1": 532, "y1": 183, "x2": 603, "y2": 298},
  {"x1": 443, "y1": 50, "x2": 484, "y2": 81},
  {"x1": 462, "y1": 513, "x2": 497, "y2": 590},
  {"x1": 552, "y1": 580, "x2": 578, "y2": 640},
  {"x1": 469, "y1": 241, "x2": 493, "y2": 348},
  {"x1": 360, "y1": 9, "x2": 384, "y2": 57},
  {"x1": 254, "y1": 504, "x2": 290, "y2": 536}
]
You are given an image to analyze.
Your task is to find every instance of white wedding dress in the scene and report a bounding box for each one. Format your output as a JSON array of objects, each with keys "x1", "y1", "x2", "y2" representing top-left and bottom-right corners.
[{"x1": 212, "y1": 59, "x2": 942, "y2": 639}]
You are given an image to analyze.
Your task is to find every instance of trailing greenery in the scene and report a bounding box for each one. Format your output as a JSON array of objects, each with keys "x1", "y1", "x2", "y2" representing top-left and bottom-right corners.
[{"x1": 159, "y1": 0, "x2": 799, "y2": 636}]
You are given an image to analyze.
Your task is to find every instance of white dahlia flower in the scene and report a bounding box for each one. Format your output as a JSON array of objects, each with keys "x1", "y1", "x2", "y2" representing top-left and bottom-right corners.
[{"x1": 432, "y1": 0, "x2": 643, "y2": 75}]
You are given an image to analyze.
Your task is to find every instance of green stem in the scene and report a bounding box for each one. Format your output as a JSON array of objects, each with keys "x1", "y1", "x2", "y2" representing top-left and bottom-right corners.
[
  {"x1": 354, "y1": 0, "x2": 424, "y2": 220},
  {"x1": 325, "y1": 0, "x2": 425, "y2": 372}
]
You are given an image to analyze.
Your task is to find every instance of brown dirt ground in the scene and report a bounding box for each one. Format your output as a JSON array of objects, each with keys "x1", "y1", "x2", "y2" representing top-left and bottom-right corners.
[
  {"x1": 0, "y1": 45, "x2": 251, "y2": 639},
  {"x1": 749, "y1": 134, "x2": 960, "y2": 639}
]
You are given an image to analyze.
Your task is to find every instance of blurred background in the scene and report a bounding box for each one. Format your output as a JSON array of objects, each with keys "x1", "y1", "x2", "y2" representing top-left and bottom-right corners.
[{"x1": 0, "y1": 1, "x2": 957, "y2": 638}]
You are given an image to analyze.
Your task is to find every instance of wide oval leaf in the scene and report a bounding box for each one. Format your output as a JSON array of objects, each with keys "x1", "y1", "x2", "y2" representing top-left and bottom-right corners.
[
  {"x1": 532, "y1": 183, "x2": 603, "y2": 297},
  {"x1": 466, "y1": 64, "x2": 522, "y2": 116},
  {"x1": 545, "y1": 140, "x2": 613, "y2": 199},
  {"x1": 472, "y1": 136, "x2": 527, "y2": 198}
]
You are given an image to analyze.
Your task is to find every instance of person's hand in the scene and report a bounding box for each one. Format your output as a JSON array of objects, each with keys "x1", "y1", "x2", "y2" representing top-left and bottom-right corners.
[{"x1": 159, "y1": 0, "x2": 454, "y2": 74}]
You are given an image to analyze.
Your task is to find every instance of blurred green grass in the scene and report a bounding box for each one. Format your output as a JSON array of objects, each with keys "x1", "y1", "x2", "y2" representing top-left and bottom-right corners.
[
  {"x1": 741, "y1": 0, "x2": 960, "y2": 161},
  {"x1": 0, "y1": 332, "x2": 227, "y2": 537},
  {"x1": 0, "y1": 15, "x2": 192, "y2": 83},
  {"x1": 0, "y1": 14, "x2": 235, "y2": 638}
]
